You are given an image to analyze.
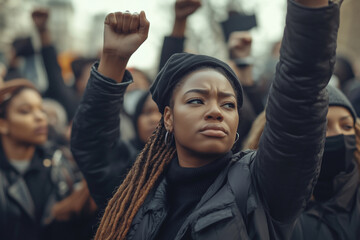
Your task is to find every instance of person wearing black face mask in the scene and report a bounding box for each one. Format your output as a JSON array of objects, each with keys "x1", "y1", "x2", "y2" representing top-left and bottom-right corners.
[{"x1": 291, "y1": 85, "x2": 360, "y2": 240}]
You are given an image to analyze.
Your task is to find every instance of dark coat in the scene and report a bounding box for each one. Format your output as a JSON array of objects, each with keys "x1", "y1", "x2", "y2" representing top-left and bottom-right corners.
[
  {"x1": 71, "y1": 1, "x2": 340, "y2": 239},
  {"x1": 291, "y1": 159, "x2": 360, "y2": 240},
  {"x1": 41, "y1": 45, "x2": 81, "y2": 121},
  {"x1": 0, "y1": 144, "x2": 79, "y2": 240}
]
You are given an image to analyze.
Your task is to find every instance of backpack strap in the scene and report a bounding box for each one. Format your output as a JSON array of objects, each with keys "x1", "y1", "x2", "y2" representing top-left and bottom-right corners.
[
  {"x1": 228, "y1": 150, "x2": 253, "y2": 220},
  {"x1": 229, "y1": 150, "x2": 271, "y2": 240}
]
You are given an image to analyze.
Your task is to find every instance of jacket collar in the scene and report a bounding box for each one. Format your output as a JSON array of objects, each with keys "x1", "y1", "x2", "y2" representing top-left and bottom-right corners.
[
  {"x1": 0, "y1": 144, "x2": 51, "y2": 221},
  {"x1": 0, "y1": 144, "x2": 47, "y2": 174}
]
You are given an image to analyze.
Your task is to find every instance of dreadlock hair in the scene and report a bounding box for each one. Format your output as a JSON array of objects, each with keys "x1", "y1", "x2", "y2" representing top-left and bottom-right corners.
[{"x1": 95, "y1": 117, "x2": 176, "y2": 240}]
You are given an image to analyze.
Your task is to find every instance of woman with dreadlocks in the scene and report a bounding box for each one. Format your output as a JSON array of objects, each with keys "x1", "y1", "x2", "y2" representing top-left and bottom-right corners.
[{"x1": 71, "y1": 0, "x2": 342, "y2": 239}]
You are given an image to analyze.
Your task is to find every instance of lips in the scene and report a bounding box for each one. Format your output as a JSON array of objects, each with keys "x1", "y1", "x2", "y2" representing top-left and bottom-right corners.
[
  {"x1": 199, "y1": 124, "x2": 227, "y2": 138},
  {"x1": 34, "y1": 125, "x2": 48, "y2": 135}
]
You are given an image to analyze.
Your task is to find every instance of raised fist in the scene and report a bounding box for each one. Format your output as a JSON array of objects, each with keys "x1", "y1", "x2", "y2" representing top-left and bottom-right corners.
[
  {"x1": 175, "y1": 0, "x2": 201, "y2": 21},
  {"x1": 102, "y1": 11, "x2": 150, "y2": 60},
  {"x1": 32, "y1": 9, "x2": 49, "y2": 33},
  {"x1": 228, "y1": 31, "x2": 252, "y2": 59}
]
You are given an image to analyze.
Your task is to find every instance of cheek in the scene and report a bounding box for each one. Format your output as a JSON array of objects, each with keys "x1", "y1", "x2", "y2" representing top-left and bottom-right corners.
[
  {"x1": 137, "y1": 117, "x2": 146, "y2": 133},
  {"x1": 228, "y1": 112, "x2": 239, "y2": 129},
  {"x1": 7, "y1": 116, "x2": 35, "y2": 140},
  {"x1": 8, "y1": 115, "x2": 33, "y2": 131}
]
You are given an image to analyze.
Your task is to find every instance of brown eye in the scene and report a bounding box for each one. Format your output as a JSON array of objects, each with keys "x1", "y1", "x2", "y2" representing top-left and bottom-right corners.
[
  {"x1": 223, "y1": 102, "x2": 236, "y2": 109},
  {"x1": 342, "y1": 125, "x2": 354, "y2": 131}
]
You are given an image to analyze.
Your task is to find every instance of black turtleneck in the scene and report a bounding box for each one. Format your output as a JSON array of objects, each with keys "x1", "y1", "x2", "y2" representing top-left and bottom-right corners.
[{"x1": 156, "y1": 152, "x2": 232, "y2": 240}]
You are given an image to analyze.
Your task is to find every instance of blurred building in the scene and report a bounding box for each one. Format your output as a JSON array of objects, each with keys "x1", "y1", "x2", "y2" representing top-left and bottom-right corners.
[
  {"x1": 0, "y1": 0, "x2": 74, "y2": 56},
  {"x1": 337, "y1": 0, "x2": 360, "y2": 76},
  {"x1": 86, "y1": 12, "x2": 107, "y2": 57},
  {"x1": 47, "y1": 0, "x2": 74, "y2": 53}
]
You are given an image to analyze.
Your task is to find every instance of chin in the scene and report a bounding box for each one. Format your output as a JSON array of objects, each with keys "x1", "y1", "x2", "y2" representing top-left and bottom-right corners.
[
  {"x1": 31, "y1": 137, "x2": 48, "y2": 145},
  {"x1": 195, "y1": 143, "x2": 231, "y2": 156}
]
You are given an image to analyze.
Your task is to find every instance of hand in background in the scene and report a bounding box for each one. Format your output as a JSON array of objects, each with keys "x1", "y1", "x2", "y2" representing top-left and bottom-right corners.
[
  {"x1": 228, "y1": 31, "x2": 252, "y2": 59},
  {"x1": 32, "y1": 9, "x2": 49, "y2": 33},
  {"x1": 175, "y1": 0, "x2": 201, "y2": 21},
  {"x1": 172, "y1": 0, "x2": 201, "y2": 37}
]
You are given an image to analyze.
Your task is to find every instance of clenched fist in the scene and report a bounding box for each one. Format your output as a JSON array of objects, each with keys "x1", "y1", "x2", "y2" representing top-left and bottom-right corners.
[
  {"x1": 98, "y1": 11, "x2": 150, "y2": 82},
  {"x1": 102, "y1": 11, "x2": 150, "y2": 59}
]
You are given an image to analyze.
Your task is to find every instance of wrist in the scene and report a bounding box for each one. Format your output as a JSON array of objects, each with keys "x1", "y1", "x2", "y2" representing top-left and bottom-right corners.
[
  {"x1": 294, "y1": 0, "x2": 329, "y2": 8},
  {"x1": 39, "y1": 30, "x2": 51, "y2": 46},
  {"x1": 98, "y1": 54, "x2": 129, "y2": 83},
  {"x1": 171, "y1": 19, "x2": 186, "y2": 37}
]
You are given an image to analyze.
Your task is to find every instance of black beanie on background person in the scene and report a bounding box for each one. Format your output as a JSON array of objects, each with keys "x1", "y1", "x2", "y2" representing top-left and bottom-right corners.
[
  {"x1": 313, "y1": 84, "x2": 358, "y2": 202},
  {"x1": 327, "y1": 84, "x2": 357, "y2": 124},
  {"x1": 150, "y1": 53, "x2": 243, "y2": 114}
]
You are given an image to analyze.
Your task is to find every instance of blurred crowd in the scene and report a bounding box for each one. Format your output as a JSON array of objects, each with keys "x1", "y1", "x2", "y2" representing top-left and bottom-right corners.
[{"x1": 0, "y1": 0, "x2": 359, "y2": 240}]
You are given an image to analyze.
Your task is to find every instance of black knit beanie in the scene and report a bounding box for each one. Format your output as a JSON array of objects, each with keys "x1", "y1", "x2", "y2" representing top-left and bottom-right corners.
[
  {"x1": 327, "y1": 84, "x2": 357, "y2": 124},
  {"x1": 150, "y1": 53, "x2": 243, "y2": 114}
]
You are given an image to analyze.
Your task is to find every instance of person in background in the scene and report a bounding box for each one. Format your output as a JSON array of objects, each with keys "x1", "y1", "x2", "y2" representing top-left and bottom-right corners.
[
  {"x1": 71, "y1": 57, "x2": 99, "y2": 98},
  {"x1": 334, "y1": 56, "x2": 356, "y2": 94},
  {"x1": 291, "y1": 85, "x2": 360, "y2": 240},
  {"x1": 71, "y1": 0, "x2": 342, "y2": 239},
  {"x1": 244, "y1": 85, "x2": 360, "y2": 240},
  {"x1": 0, "y1": 79, "x2": 91, "y2": 240}
]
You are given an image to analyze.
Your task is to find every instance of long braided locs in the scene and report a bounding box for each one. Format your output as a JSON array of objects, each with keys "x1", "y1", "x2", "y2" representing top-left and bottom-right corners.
[{"x1": 95, "y1": 117, "x2": 176, "y2": 240}]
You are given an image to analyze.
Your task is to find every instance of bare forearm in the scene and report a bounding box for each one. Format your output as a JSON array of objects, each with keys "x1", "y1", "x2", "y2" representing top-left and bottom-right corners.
[
  {"x1": 39, "y1": 30, "x2": 51, "y2": 47},
  {"x1": 98, "y1": 55, "x2": 128, "y2": 83},
  {"x1": 295, "y1": 0, "x2": 328, "y2": 8},
  {"x1": 171, "y1": 19, "x2": 186, "y2": 37}
]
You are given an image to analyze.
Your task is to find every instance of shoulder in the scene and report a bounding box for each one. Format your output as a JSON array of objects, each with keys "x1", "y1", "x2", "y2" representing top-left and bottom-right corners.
[{"x1": 230, "y1": 150, "x2": 256, "y2": 168}]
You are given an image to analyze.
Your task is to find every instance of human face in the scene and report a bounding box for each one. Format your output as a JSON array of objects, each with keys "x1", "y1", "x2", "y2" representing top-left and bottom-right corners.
[
  {"x1": 326, "y1": 106, "x2": 355, "y2": 137},
  {"x1": 0, "y1": 89, "x2": 48, "y2": 145},
  {"x1": 137, "y1": 96, "x2": 161, "y2": 143},
  {"x1": 164, "y1": 68, "x2": 239, "y2": 167}
]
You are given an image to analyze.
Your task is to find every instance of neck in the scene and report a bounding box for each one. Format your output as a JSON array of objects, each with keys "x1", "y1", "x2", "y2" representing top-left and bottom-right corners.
[
  {"x1": 176, "y1": 145, "x2": 225, "y2": 168},
  {"x1": 1, "y1": 136, "x2": 35, "y2": 161}
]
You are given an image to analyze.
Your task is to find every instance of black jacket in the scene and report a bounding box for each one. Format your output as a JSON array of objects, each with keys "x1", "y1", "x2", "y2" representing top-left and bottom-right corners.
[
  {"x1": 71, "y1": 1, "x2": 340, "y2": 239},
  {"x1": 0, "y1": 144, "x2": 80, "y2": 240},
  {"x1": 291, "y1": 158, "x2": 360, "y2": 240}
]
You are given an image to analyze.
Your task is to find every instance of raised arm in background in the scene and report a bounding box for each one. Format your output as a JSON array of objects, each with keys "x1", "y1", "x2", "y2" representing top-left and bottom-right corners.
[
  {"x1": 32, "y1": 9, "x2": 81, "y2": 121},
  {"x1": 158, "y1": 0, "x2": 201, "y2": 71}
]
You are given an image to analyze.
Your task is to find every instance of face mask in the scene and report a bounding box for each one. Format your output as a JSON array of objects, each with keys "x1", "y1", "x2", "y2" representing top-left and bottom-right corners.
[{"x1": 313, "y1": 134, "x2": 356, "y2": 202}]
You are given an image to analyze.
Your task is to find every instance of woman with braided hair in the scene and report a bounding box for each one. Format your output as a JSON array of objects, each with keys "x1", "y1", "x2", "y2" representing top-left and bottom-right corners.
[{"x1": 71, "y1": 0, "x2": 342, "y2": 239}]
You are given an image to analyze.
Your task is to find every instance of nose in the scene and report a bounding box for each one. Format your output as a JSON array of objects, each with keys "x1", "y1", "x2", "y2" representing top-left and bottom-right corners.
[
  {"x1": 205, "y1": 101, "x2": 223, "y2": 121},
  {"x1": 34, "y1": 109, "x2": 47, "y2": 122}
]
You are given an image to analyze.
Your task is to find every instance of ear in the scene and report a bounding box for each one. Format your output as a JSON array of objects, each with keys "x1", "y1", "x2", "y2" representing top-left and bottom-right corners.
[
  {"x1": 0, "y1": 118, "x2": 9, "y2": 135},
  {"x1": 163, "y1": 106, "x2": 174, "y2": 132}
]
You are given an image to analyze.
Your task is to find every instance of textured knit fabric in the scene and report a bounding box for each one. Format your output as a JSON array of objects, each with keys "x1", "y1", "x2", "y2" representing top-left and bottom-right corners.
[
  {"x1": 156, "y1": 152, "x2": 231, "y2": 240},
  {"x1": 327, "y1": 85, "x2": 357, "y2": 123},
  {"x1": 150, "y1": 53, "x2": 243, "y2": 114}
]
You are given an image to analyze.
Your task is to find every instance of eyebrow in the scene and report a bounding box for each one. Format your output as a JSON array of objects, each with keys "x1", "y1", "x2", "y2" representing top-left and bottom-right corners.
[
  {"x1": 339, "y1": 116, "x2": 352, "y2": 121},
  {"x1": 184, "y1": 89, "x2": 236, "y2": 99}
]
